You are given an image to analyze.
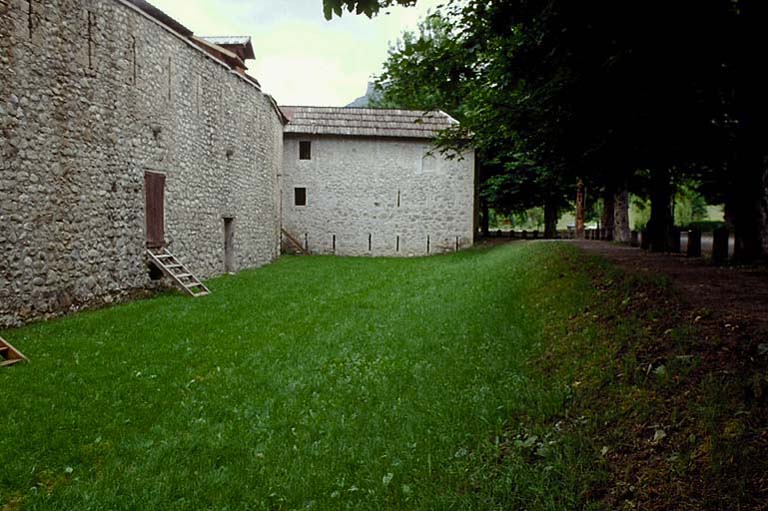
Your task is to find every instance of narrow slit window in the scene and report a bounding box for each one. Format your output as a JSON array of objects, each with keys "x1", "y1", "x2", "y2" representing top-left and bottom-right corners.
[
  {"x1": 167, "y1": 57, "x2": 172, "y2": 101},
  {"x1": 130, "y1": 36, "x2": 137, "y2": 85},
  {"x1": 295, "y1": 187, "x2": 307, "y2": 206},
  {"x1": 299, "y1": 141, "x2": 311, "y2": 160},
  {"x1": 28, "y1": 0, "x2": 34, "y2": 38},
  {"x1": 87, "y1": 11, "x2": 95, "y2": 69}
]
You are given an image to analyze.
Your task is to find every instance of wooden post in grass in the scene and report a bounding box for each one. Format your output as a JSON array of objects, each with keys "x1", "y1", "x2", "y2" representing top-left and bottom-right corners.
[
  {"x1": 712, "y1": 227, "x2": 729, "y2": 264},
  {"x1": 522, "y1": 230, "x2": 528, "y2": 240},
  {"x1": 630, "y1": 230, "x2": 640, "y2": 247},
  {"x1": 641, "y1": 229, "x2": 650, "y2": 250},
  {"x1": 687, "y1": 228, "x2": 702, "y2": 257}
]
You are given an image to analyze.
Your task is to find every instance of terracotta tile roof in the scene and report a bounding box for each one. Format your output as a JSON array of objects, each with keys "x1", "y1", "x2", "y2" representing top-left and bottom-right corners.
[{"x1": 280, "y1": 106, "x2": 459, "y2": 139}]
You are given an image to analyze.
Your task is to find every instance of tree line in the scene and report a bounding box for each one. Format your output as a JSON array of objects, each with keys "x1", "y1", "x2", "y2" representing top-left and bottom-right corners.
[{"x1": 324, "y1": 0, "x2": 768, "y2": 261}]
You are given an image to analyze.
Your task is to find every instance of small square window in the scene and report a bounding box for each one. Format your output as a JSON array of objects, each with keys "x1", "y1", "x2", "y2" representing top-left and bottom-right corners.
[
  {"x1": 299, "y1": 141, "x2": 312, "y2": 160},
  {"x1": 295, "y1": 187, "x2": 307, "y2": 206}
]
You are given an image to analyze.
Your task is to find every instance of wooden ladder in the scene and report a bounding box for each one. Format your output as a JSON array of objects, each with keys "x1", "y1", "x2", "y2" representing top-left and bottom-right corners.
[
  {"x1": 0, "y1": 337, "x2": 28, "y2": 367},
  {"x1": 146, "y1": 248, "x2": 211, "y2": 298},
  {"x1": 281, "y1": 228, "x2": 308, "y2": 255}
]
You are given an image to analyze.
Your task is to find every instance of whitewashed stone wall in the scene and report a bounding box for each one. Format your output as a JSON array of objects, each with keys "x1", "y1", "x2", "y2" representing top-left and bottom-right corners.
[
  {"x1": 281, "y1": 135, "x2": 475, "y2": 257},
  {"x1": 0, "y1": 0, "x2": 283, "y2": 327}
]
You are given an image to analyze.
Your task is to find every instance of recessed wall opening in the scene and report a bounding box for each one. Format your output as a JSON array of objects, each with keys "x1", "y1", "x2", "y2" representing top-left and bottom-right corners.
[
  {"x1": 224, "y1": 217, "x2": 235, "y2": 273},
  {"x1": 148, "y1": 263, "x2": 163, "y2": 281},
  {"x1": 144, "y1": 171, "x2": 165, "y2": 249},
  {"x1": 145, "y1": 171, "x2": 166, "y2": 279},
  {"x1": 299, "y1": 141, "x2": 311, "y2": 160},
  {"x1": 421, "y1": 153, "x2": 438, "y2": 173},
  {"x1": 28, "y1": 0, "x2": 34, "y2": 38},
  {"x1": 130, "y1": 35, "x2": 137, "y2": 85},
  {"x1": 87, "y1": 11, "x2": 95, "y2": 69},
  {"x1": 167, "y1": 56, "x2": 172, "y2": 101},
  {"x1": 294, "y1": 187, "x2": 307, "y2": 206}
]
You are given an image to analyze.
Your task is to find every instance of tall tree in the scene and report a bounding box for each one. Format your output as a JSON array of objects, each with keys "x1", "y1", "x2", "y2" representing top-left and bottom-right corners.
[{"x1": 344, "y1": 0, "x2": 768, "y2": 259}]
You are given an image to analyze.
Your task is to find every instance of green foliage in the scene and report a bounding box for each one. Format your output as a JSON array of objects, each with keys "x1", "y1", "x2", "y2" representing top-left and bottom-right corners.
[
  {"x1": 510, "y1": 208, "x2": 545, "y2": 230},
  {"x1": 674, "y1": 182, "x2": 710, "y2": 226},
  {"x1": 631, "y1": 184, "x2": 719, "y2": 230},
  {"x1": 372, "y1": 0, "x2": 768, "y2": 255},
  {"x1": 685, "y1": 220, "x2": 727, "y2": 232},
  {"x1": 322, "y1": 0, "x2": 416, "y2": 20},
  {"x1": 631, "y1": 196, "x2": 652, "y2": 231},
  {"x1": 373, "y1": 14, "x2": 469, "y2": 116},
  {"x1": 487, "y1": 208, "x2": 547, "y2": 230}
]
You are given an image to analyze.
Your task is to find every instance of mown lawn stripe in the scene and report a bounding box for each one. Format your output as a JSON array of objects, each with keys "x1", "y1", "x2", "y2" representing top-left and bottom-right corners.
[{"x1": 1, "y1": 243, "x2": 593, "y2": 510}]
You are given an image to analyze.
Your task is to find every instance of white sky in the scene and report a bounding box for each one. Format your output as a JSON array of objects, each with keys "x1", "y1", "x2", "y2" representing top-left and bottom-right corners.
[{"x1": 148, "y1": 0, "x2": 442, "y2": 106}]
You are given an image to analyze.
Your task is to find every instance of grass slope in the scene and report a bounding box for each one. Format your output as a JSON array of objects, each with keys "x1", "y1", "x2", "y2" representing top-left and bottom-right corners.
[{"x1": 1, "y1": 244, "x2": 598, "y2": 510}]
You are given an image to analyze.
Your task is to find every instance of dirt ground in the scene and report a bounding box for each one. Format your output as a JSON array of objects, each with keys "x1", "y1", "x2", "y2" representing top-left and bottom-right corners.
[
  {"x1": 570, "y1": 239, "x2": 768, "y2": 509},
  {"x1": 571, "y1": 240, "x2": 768, "y2": 331},
  {"x1": 477, "y1": 237, "x2": 768, "y2": 508}
]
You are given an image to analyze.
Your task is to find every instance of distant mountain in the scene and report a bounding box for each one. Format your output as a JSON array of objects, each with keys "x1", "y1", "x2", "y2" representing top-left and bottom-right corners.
[{"x1": 345, "y1": 82, "x2": 382, "y2": 108}]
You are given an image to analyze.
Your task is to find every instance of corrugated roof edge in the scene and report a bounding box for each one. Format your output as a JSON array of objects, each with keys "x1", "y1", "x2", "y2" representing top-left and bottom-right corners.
[{"x1": 112, "y1": 0, "x2": 285, "y2": 124}]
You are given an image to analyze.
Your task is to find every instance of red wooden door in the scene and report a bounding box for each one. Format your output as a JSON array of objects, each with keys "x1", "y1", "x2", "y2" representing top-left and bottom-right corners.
[{"x1": 145, "y1": 172, "x2": 166, "y2": 248}]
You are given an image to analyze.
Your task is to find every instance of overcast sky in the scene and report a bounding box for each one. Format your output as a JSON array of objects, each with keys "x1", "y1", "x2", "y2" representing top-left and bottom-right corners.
[{"x1": 148, "y1": 0, "x2": 442, "y2": 106}]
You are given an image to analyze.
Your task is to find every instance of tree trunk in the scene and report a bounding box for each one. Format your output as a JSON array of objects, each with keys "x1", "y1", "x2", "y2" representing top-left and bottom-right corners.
[
  {"x1": 613, "y1": 187, "x2": 631, "y2": 243},
  {"x1": 762, "y1": 168, "x2": 768, "y2": 257},
  {"x1": 647, "y1": 168, "x2": 674, "y2": 252},
  {"x1": 601, "y1": 188, "x2": 615, "y2": 241},
  {"x1": 544, "y1": 200, "x2": 559, "y2": 239},
  {"x1": 730, "y1": 148, "x2": 764, "y2": 262},
  {"x1": 730, "y1": 0, "x2": 767, "y2": 262},
  {"x1": 575, "y1": 179, "x2": 586, "y2": 239}
]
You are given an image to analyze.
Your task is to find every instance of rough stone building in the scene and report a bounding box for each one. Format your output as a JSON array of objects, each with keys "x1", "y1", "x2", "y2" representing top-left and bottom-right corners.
[
  {"x1": 0, "y1": 0, "x2": 284, "y2": 327},
  {"x1": 280, "y1": 107, "x2": 476, "y2": 257}
]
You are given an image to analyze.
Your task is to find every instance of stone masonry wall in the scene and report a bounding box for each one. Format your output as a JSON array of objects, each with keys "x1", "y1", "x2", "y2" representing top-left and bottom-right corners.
[
  {"x1": 281, "y1": 135, "x2": 475, "y2": 257},
  {"x1": 0, "y1": 0, "x2": 283, "y2": 327}
]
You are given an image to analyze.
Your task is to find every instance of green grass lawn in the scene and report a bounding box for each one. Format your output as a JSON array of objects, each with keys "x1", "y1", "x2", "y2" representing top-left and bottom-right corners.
[{"x1": 1, "y1": 243, "x2": 598, "y2": 510}]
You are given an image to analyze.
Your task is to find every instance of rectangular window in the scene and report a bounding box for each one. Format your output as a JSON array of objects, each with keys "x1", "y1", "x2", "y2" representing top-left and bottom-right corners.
[
  {"x1": 299, "y1": 141, "x2": 311, "y2": 160},
  {"x1": 295, "y1": 187, "x2": 307, "y2": 206}
]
